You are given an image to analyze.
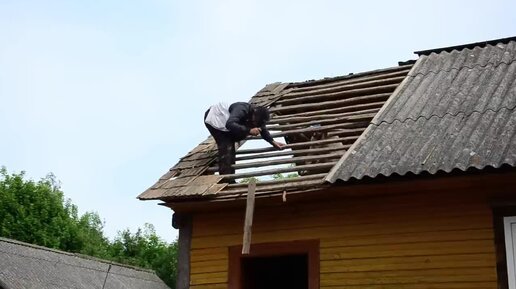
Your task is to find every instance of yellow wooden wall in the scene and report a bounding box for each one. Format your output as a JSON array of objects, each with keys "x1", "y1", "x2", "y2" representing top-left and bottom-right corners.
[{"x1": 189, "y1": 190, "x2": 497, "y2": 289}]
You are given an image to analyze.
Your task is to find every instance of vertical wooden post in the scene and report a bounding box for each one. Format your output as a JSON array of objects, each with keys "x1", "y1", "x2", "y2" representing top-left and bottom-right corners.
[
  {"x1": 173, "y1": 213, "x2": 192, "y2": 289},
  {"x1": 242, "y1": 179, "x2": 256, "y2": 254}
]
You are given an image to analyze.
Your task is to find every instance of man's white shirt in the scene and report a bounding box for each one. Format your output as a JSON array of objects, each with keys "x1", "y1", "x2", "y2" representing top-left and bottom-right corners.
[{"x1": 205, "y1": 102, "x2": 230, "y2": 132}]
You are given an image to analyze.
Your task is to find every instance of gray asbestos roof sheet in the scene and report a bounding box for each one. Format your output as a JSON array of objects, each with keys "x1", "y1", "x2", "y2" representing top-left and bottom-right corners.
[
  {"x1": 327, "y1": 39, "x2": 516, "y2": 182},
  {"x1": 0, "y1": 238, "x2": 170, "y2": 289}
]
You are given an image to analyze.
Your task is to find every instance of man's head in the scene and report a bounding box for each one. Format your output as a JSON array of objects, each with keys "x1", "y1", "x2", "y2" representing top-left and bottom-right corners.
[{"x1": 252, "y1": 106, "x2": 270, "y2": 126}]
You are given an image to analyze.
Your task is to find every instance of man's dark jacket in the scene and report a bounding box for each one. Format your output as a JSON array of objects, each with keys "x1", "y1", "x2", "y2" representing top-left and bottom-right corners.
[{"x1": 225, "y1": 102, "x2": 275, "y2": 145}]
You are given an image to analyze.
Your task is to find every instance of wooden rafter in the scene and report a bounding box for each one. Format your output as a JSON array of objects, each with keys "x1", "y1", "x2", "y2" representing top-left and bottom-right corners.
[{"x1": 138, "y1": 63, "x2": 414, "y2": 201}]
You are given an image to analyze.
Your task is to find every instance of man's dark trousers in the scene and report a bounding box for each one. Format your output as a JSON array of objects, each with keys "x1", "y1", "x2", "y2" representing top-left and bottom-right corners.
[{"x1": 204, "y1": 110, "x2": 236, "y2": 176}]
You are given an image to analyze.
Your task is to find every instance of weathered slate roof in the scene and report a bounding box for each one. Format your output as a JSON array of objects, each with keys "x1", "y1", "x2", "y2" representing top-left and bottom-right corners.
[
  {"x1": 138, "y1": 64, "x2": 412, "y2": 201},
  {"x1": 0, "y1": 237, "x2": 170, "y2": 289},
  {"x1": 327, "y1": 38, "x2": 516, "y2": 182}
]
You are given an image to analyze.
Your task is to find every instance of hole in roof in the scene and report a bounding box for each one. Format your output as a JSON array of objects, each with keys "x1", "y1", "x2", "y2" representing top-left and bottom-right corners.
[
  {"x1": 234, "y1": 134, "x2": 297, "y2": 184},
  {"x1": 206, "y1": 65, "x2": 412, "y2": 192}
]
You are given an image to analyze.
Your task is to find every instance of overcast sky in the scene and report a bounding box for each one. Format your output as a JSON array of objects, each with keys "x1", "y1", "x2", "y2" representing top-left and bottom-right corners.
[{"x1": 1, "y1": 0, "x2": 515, "y2": 242}]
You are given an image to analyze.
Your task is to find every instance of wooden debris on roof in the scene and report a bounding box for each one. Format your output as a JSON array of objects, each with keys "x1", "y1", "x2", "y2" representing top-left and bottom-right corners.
[
  {"x1": 249, "y1": 82, "x2": 292, "y2": 107},
  {"x1": 138, "y1": 64, "x2": 413, "y2": 202},
  {"x1": 139, "y1": 175, "x2": 227, "y2": 200}
]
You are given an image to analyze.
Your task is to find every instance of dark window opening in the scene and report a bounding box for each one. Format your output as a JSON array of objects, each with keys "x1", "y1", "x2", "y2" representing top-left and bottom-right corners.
[{"x1": 241, "y1": 254, "x2": 308, "y2": 289}]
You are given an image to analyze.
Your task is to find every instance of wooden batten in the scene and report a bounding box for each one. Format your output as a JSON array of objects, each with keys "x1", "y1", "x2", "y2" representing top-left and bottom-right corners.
[
  {"x1": 218, "y1": 178, "x2": 327, "y2": 195},
  {"x1": 271, "y1": 101, "x2": 385, "y2": 119},
  {"x1": 237, "y1": 139, "x2": 354, "y2": 155},
  {"x1": 276, "y1": 83, "x2": 399, "y2": 106},
  {"x1": 235, "y1": 147, "x2": 345, "y2": 161},
  {"x1": 268, "y1": 108, "x2": 381, "y2": 124},
  {"x1": 267, "y1": 113, "x2": 377, "y2": 131},
  {"x1": 282, "y1": 75, "x2": 407, "y2": 99},
  {"x1": 225, "y1": 173, "x2": 327, "y2": 189},
  {"x1": 222, "y1": 162, "x2": 338, "y2": 180},
  {"x1": 288, "y1": 65, "x2": 411, "y2": 92},
  {"x1": 247, "y1": 123, "x2": 368, "y2": 140},
  {"x1": 207, "y1": 152, "x2": 344, "y2": 172},
  {"x1": 270, "y1": 92, "x2": 392, "y2": 113}
]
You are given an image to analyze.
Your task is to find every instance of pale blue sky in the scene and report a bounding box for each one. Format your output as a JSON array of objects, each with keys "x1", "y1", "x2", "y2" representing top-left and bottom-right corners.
[{"x1": 1, "y1": 0, "x2": 515, "y2": 242}]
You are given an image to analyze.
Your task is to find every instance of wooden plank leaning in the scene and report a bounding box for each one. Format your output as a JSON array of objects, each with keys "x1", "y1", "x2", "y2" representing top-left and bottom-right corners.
[{"x1": 242, "y1": 179, "x2": 256, "y2": 254}]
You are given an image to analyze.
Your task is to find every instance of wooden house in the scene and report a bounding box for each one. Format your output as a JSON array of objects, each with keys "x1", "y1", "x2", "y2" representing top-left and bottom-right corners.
[{"x1": 138, "y1": 36, "x2": 516, "y2": 289}]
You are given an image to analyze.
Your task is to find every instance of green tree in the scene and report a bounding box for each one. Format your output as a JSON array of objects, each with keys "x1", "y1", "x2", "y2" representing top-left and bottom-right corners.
[
  {"x1": 75, "y1": 211, "x2": 111, "y2": 257},
  {"x1": 108, "y1": 224, "x2": 178, "y2": 287},
  {"x1": 0, "y1": 167, "x2": 177, "y2": 288},
  {"x1": 238, "y1": 176, "x2": 259, "y2": 184},
  {"x1": 1, "y1": 168, "x2": 73, "y2": 249},
  {"x1": 0, "y1": 167, "x2": 110, "y2": 255},
  {"x1": 272, "y1": 172, "x2": 299, "y2": 179}
]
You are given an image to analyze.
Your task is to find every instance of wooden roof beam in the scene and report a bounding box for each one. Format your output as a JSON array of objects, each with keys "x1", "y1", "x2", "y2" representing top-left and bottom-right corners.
[
  {"x1": 288, "y1": 65, "x2": 411, "y2": 91},
  {"x1": 268, "y1": 108, "x2": 381, "y2": 124},
  {"x1": 225, "y1": 173, "x2": 327, "y2": 188},
  {"x1": 207, "y1": 152, "x2": 344, "y2": 172},
  {"x1": 276, "y1": 83, "x2": 398, "y2": 106},
  {"x1": 266, "y1": 113, "x2": 376, "y2": 131},
  {"x1": 270, "y1": 93, "x2": 392, "y2": 114},
  {"x1": 221, "y1": 162, "x2": 338, "y2": 180},
  {"x1": 247, "y1": 122, "x2": 368, "y2": 140},
  {"x1": 219, "y1": 177, "x2": 327, "y2": 195},
  {"x1": 235, "y1": 146, "x2": 348, "y2": 161},
  {"x1": 236, "y1": 136, "x2": 358, "y2": 154},
  {"x1": 271, "y1": 101, "x2": 385, "y2": 119},
  {"x1": 282, "y1": 75, "x2": 406, "y2": 99}
]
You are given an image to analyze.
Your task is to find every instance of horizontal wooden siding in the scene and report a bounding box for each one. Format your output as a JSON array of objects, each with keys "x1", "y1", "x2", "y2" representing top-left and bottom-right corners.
[{"x1": 190, "y1": 190, "x2": 497, "y2": 288}]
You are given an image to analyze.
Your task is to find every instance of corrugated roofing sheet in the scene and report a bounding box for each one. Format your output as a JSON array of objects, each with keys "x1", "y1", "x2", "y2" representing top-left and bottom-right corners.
[
  {"x1": 0, "y1": 238, "x2": 170, "y2": 289},
  {"x1": 327, "y1": 39, "x2": 516, "y2": 182}
]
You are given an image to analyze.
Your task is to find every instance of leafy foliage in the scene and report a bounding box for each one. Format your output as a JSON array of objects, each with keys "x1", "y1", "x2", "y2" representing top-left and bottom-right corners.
[
  {"x1": 0, "y1": 167, "x2": 177, "y2": 288},
  {"x1": 238, "y1": 176, "x2": 260, "y2": 184},
  {"x1": 272, "y1": 172, "x2": 299, "y2": 179},
  {"x1": 108, "y1": 224, "x2": 178, "y2": 287}
]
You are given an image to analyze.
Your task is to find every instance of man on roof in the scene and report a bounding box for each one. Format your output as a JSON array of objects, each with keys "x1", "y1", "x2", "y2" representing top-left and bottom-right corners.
[{"x1": 204, "y1": 102, "x2": 286, "y2": 177}]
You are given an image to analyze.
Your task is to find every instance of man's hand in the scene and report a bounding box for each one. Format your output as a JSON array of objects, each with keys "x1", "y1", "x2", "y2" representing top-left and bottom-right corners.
[
  {"x1": 249, "y1": 127, "x2": 262, "y2": 136},
  {"x1": 274, "y1": 141, "x2": 286, "y2": 150}
]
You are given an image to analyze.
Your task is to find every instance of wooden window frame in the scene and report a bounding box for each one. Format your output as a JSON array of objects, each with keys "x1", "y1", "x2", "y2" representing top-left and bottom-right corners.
[
  {"x1": 228, "y1": 240, "x2": 319, "y2": 289},
  {"x1": 493, "y1": 207, "x2": 516, "y2": 289},
  {"x1": 504, "y1": 216, "x2": 516, "y2": 289}
]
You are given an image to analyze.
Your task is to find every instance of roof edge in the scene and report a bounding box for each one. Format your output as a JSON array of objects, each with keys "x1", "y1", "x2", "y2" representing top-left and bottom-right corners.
[
  {"x1": 332, "y1": 163, "x2": 516, "y2": 184},
  {"x1": 287, "y1": 63, "x2": 413, "y2": 88},
  {"x1": 0, "y1": 237, "x2": 157, "y2": 274},
  {"x1": 414, "y1": 35, "x2": 516, "y2": 56}
]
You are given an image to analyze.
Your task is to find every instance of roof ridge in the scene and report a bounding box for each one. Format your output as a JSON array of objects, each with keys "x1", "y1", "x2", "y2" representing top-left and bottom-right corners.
[
  {"x1": 0, "y1": 237, "x2": 158, "y2": 275},
  {"x1": 287, "y1": 64, "x2": 413, "y2": 87},
  {"x1": 409, "y1": 54, "x2": 516, "y2": 77},
  {"x1": 414, "y1": 35, "x2": 516, "y2": 56}
]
